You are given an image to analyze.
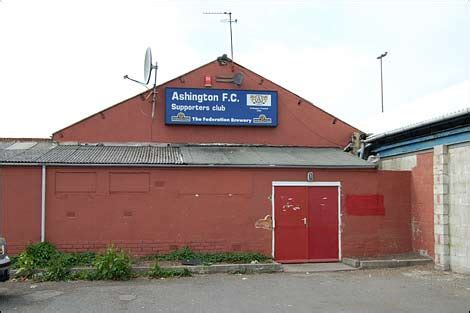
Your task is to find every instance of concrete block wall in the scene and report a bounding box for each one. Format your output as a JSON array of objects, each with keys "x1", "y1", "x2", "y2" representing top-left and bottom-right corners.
[
  {"x1": 448, "y1": 143, "x2": 470, "y2": 273},
  {"x1": 380, "y1": 155, "x2": 417, "y2": 171},
  {"x1": 433, "y1": 145, "x2": 450, "y2": 270}
]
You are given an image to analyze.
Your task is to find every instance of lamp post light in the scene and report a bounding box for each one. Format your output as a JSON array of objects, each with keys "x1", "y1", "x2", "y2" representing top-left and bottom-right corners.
[{"x1": 377, "y1": 51, "x2": 388, "y2": 113}]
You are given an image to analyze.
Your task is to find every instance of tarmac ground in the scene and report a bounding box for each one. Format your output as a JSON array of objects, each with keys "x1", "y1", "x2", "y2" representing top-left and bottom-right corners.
[{"x1": 0, "y1": 264, "x2": 469, "y2": 313}]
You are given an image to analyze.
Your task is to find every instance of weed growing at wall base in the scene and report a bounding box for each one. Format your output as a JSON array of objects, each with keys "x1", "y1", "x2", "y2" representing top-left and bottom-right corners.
[
  {"x1": 12, "y1": 242, "x2": 125, "y2": 281},
  {"x1": 12, "y1": 242, "x2": 270, "y2": 281},
  {"x1": 149, "y1": 246, "x2": 270, "y2": 264},
  {"x1": 15, "y1": 242, "x2": 61, "y2": 279},
  {"x1": 148, "y1": 263, "x2": 191, "y2": 278},
  {"x1": 93, "y1": 246, "x2": 132, "y2": 281},
  {"x1": 42, "y1": 255, "x2": 72, "y2": 281}
]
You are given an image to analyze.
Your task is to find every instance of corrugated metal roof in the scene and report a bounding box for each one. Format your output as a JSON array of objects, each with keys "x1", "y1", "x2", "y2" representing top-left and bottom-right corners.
[
  {"x1": 180, "y1": 145, "x2": 373, "y2": 167},
  {"x1": 365, "y1": 108, "x2": 470, "y2": 143},
  {"x1": 0, "y1": 141, "x2": 55, "y2": 162},
  {"x1": 0, "y1": 140, "x2": 374, "y2": 168},
  {"x1": 0, "y1": 141, "x2": 183, "y2": 165}
]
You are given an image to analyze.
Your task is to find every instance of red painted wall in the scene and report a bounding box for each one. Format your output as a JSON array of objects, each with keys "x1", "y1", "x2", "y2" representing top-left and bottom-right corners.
[
  {"x1": 1, "y1": 166, "x2": 412, "y2": 257},
  {"x1": 339, "y1": 170, "x2": 412, "y2": 257},
  {"x1": 0, "y1": 167, "x2": 42, "y2": 254},
  {"x1": 410, "y1": 152, "x2": 435, "y2": 258},
  {"x1": 52, "y1": 61, "x2": 358, "y2": 147}
]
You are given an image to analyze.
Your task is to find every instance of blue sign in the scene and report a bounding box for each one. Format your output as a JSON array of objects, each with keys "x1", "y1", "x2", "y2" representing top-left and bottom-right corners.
[{"x1": 165, "y1": 88, "x2": 278, "y2": 127}]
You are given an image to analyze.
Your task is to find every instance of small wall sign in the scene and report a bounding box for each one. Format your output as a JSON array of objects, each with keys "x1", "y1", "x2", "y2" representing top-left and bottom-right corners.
[{"x1": 307, "y1": 171, "x2": 314, "y2": 182}]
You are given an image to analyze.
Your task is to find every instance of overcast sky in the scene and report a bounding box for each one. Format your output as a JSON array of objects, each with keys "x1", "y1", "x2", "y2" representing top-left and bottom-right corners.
[{"x1": 0, "y1": 0, "x2": 468, "y2": 138}]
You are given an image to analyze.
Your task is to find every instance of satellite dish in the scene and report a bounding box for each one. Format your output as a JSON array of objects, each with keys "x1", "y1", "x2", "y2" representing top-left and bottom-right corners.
[
  {"x1": 123, "y1": 47, "x2": 159, "y2": 118},
  {"x1": 144, "y1": 47, "x2": 153, "y2": 84}
]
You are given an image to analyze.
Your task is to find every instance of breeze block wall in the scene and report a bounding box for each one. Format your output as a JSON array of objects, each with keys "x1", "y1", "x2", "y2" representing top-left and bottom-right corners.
[{"x1": 448, "y1": 143, "x2": 470, "y2": 273}]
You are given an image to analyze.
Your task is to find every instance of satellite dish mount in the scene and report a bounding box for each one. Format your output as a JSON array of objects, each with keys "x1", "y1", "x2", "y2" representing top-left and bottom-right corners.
[{"x1": 124, "y1": 47, "x2": 159, "y2": 118}]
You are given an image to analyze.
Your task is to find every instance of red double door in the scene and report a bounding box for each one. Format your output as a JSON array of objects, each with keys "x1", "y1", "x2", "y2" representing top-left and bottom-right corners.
[{"x1": 274, "y1": 185, "x2": 339, "y2": 263}]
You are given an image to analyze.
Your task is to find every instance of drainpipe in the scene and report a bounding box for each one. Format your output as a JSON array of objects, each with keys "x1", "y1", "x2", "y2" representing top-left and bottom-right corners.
[{"x1": 41, "y1": 165, "x2": 46, "y2": 242}]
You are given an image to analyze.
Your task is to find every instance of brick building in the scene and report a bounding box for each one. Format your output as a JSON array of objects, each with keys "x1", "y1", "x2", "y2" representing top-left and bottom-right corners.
[{"x1": 1, "y1": 58, "x2": 414, "y2": 263}]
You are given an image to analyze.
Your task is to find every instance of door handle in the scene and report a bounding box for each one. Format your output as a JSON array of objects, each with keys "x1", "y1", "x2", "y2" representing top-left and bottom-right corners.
[{"x1": 301, "y1": 217, "x2": 307, "y2": 226}]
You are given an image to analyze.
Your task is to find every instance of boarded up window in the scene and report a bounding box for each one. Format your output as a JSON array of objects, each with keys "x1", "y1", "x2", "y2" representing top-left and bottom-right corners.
[
  {"x1": 109, "y1": 172, "x2": 150, "y2": 193},
  {"x1": 345, "y1": 195, "x2": 385, "y2": 216},
  {"x1": 55, "y1": 172, "x2": 97, "y2": 193}
]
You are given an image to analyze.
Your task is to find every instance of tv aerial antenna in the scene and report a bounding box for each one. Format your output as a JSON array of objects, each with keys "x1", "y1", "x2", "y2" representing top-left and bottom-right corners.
[
  {"x1": 203, "y1": 11, "x2": 237, "y2": 61},
  {"x1": 123, "y1": 47, "x2": 159, "y2": 118}
]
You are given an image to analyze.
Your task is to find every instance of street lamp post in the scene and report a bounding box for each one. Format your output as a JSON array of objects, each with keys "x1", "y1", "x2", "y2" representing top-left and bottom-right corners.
[{"x1": 377, "y1": 52, "x2": 388, "y2": 113}]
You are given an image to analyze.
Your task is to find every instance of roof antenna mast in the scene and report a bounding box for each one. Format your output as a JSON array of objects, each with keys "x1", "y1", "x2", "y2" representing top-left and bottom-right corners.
[{"x1": 203, "y1": 11, "x2": 238, "y2": 61}]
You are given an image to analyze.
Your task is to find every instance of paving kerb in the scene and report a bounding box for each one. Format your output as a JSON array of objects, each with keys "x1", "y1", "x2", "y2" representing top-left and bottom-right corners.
[
  {"x1": 341, "y1": 257, "x2": 360, "y2": 268},
  {"x1": 11, "y1": 263, "x2": 283, "y2": 277},
  {"x1": 133, "y1": 263, "x2": 283, "y2": 274},
  {"x1": 359, "y1": 258, "x2": 433, "y2": 269},
  {"x1": 10, "y1": 258, "x2": 436, "y2": 278},
  {"x1": 282, "y1": 262, "x2": 357, "y2": 273}
]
